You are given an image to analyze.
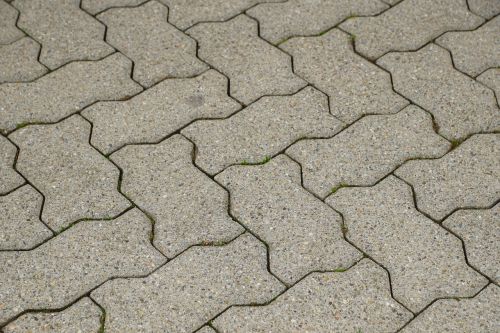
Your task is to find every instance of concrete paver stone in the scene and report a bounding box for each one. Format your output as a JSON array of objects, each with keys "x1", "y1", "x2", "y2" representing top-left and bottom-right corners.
[
  {"x1": 477, "y1": 68, "x2": 500, "y2": 104},
  {"x1": 0, "y1": 37, "x2": 47, "y2": 83},
  {"x1": 0, "y1": 135, "x2": 24, "y2": 194},
  {"x1": 82, "y1": 0, "x2": 147, "y2": 15},
  {"x1": 467, "y1": 0, "x2": 500, "y2": 19},
  {"x1": 0, "y1": 0, "x2": 24, "y2": 44}
]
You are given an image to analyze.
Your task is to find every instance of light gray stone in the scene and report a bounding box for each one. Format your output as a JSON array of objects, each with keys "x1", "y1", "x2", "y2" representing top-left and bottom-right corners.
[
  {"x1": 110, "y1": 135, "x2": 244, "y2": 258},
  {"x1": 378, "y1": 44, "x2": 499, "y2": 140},
  {"x1": 197, "y1": 327, "x2": 216, "y2": 333},
  {"x1": 281, "y1": 29, "x2": 408, "y2": 123},
  {"x1": 401, "y1": 285, "x2": 500, "y2": 333},
  {"x1": 82, "y1": 0, "x2": 147, "y2": 15},
  {"x1": 477, "y1": 67, "x2": 500, "y2": 104},
  {"x1": 91, "y1": 233, "x2": 285, "y2": 333},
  {"x1": 327, "y1": 176, "x2": 487, "y2": 312},
  {"x1": 0, "y1": 53, "x2": 142, "y2": 133},
  {"x1": 340, "y1": 0, "x2": 484, "y2": 59},
  {"x1": 443, "y1": 205, "x2": 499, "y2": 283},
  {"x1": 0, "y1": 208, "x2": 165, "y2": 324},
  {"x1": 9, "y1": 115, "x2": 130, "y2": 230},
  {"x1": 182, "y1": 87, "x2": 343, "y2": 175},
  {"x1": 0, "y1": 185, "x2": 52, "y2": 250},
  {"x1": 0, "y1": 0, "x2": 23, "y2": 44},
  {"x1": 98, "y1": 1, "x2": 208, "y2": 87},
  {"x1": 213, "y1": 259, "x2": 412, "y2": 333},
  {"x1": 187, "y1": 14, "x2": 306, "y2": 104},
  {"x1": 395, "y1": 134, "x2": 500, "y2": 220},
  {"x1": 216, "y1": 155, "x2": 361, "y2": 284},
  {"x1": 0, "y1": 135, "x2": 23, "y2": 194},
  {"x1": 0, "y1": 37, "x2": 47, "y2": 83},
  {"x1": 437, "y1": 16, "x2": 500, "y2": 77},
  {"x1": 3, "y1": 297, "x2": 102, "y2": 333},
  {"x1": 468, "y1": 0, "x2": 500, "y2": 19},
  {"x1": 82, "y1": 70, "x2": 239, "y2": 155},
  {"x1": 287, "y1": 105, "x2": 450, "y2": 198}
]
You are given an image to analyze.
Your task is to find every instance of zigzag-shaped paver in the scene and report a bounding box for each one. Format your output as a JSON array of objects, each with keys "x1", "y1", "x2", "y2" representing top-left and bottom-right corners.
[
  {"x1": 0, "y1": 0, "x2": 23, "y2": 44},
  {"x1": 477, "y1": 67, "x2": 500, "y2": 104},
  {"x1": 0, "y1": 135, "x2": 23, "y2": 194},
  {"x1": 0, "y1": 37, "x2": 47, "y2": 83},
  {"x1": 82, "y1": 0, "x2": 147, "y2": 15},
  {"x1": 468, "y1": 0, "x2": 500, "y2": 19}
]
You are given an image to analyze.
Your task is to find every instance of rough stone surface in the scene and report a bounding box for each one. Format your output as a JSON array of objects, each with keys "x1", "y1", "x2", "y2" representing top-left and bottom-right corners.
[
  {"x1": 340, "y1": 0, "x2": 484, "y2": 59},
  {"x1": 0, "y1": 185, "x2": 52, "y2": 250},
  {"x1": 436, "y1": 16, "x2": 500, "y2": 77},
  {"x1": 287, "y1": 105, "x2": 450, "y2": 198},
  {"x1": 0, "y1": 53, "x2": 142, "y2": 133},
  {"x1": 216, "y1": 155, "x2": 361, "y2": 284},
  {"x1": 247, "y1": 0, "x2": 388, "y2": 44},
  {"x1": 0, "y1": 37, "x2": 47, "y2": 83},
  {"x1": 91, "y1": 234, "x2": 284, "y2": 333},
  {"x1": 0, "y1": 208, "x2": 165, "y2": 324},
  {"x1": 110, "y1": 135, "x2": 244, "y2": 258},
  {"x1": 327, "y1": 176, "x2": 487, "y2": 312},
  {"x1": 0, "y1": 135, "x2": 24, "y2": 194},
  {"x1": 3, "y1": 297, "x2": 102, "y2": 333},
  {"x1": 182, "y1": 87, "x2": 343, "y2": 175},
  {"x1": 82, "y1": 0, "x2": 147, "y2": 15},
  {"x1": 477, "y1": 68, "x2": 500, "y2": 104},
  {"x1": 197, "y1": 327, "x2": 216, "y2": 333},
  {"x1": 98, "y1": 1, "x2": 208, "y2": 87},
  {"x1": 378, "y1": 44, "x2": 499, "y2": 140},
  {"x1": 282, "y1": 29, "x2": 408, "y2": 123},
  {"x1": 213, "y1": 259, "x2": 412, "y2": 333},
  {"x1": 401, "y1": 285, "x2": 500, "y2": 333},
  {"x1": 443, "y1": 205, "x2": 499, "y2": 283},
  {"x1": 82, "y1": 70, "x2": 239, "y2": 155},
  {"x1": 9, "y1": 116, "x2": 130, "y2": 230},
  {"x1": 187, "y1": 15, "x2": 306, "y2": 104},
  {"x1": 395, "y1": 134, "x2": 500, "y2": 220},
  {"x1": 467, "y1": 0, "x2": 500, "y2": 19},
  {"x1": 0, "y1": 0, "x2": 24, "y2": 44}
]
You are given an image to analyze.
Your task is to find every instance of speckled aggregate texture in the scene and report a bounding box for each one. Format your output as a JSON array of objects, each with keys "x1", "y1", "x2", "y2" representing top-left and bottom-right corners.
[{"x1": 1, "y1": 0, "x2": 499, "y2": 331}]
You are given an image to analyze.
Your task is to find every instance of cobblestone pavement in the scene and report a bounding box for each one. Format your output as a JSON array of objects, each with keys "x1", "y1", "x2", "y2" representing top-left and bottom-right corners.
[{"x1": 0, "y1": 0, "x2": 499, "y2": 332}]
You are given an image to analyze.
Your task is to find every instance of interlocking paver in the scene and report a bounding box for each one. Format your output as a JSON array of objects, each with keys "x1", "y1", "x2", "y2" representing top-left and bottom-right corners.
[
  {"x1": 197, "y1": 327, "x2": 216, "y2": 333},
  {"x1": 3, "y1": 297, "x2": 101, "y2": 333},
  {"x1": 98, "y1": 1, "x2": 208, "y2": 87},
  {"x1": 281, "y1": 29, "x2": 408, "y2": 123},
  {"x1": 0, "y1": 37, "x2": 47, "y2": 83},
  {"x1": 0, "y1": 185, "x2": 52, "y2": 250},
  {"x1": 182, "y1": 87, "x2": 343, "y2": 175},
  {"x1": 468, "y1": 0, "x2": 500, "y2": 19},
  {"x1": 287, "y1": 105, "x2": 450, "y2": 198},
  {"x1": 13, "y1": 0, "x2": 114, "y2": 70},
  {"x1": 0, "y1": 53, "x2": 142, "y2": 133},
  {"x1": 339, "y1": 0, "x2": 484, "y2": 60},
  {"x1": 395, "y1": 134, "x2": 500, "y2": 220},
  {"x1": 326, "y1": 176, "x2": 487, "y2": 312},
  {"x1": 82, "y1": 70, "x2": 239, "y2": 155},
  {"x1": 0, "y1": 208, "x2": 165, "y2": 324},
  {"x1": 0, "y1": 135, "x2": 23, "y2": 194},
  {"x1": 378, "y1": 44, "x2": 499, "y2": 140},
  {"x1": 216, "y1": 155, "x2": 361, "y2": 284},
  {"x1": 91, "y1": 233, "x2": 284, "y2": 333},
  {"x1": 110, "y1": 135, "x2": 244, "y2": 258},
  {"x1": 246, "y1": 0, "x2": 388, "y2": 44},
  {"x1": 401, "y1": 285, "x2": 500, "y2": 333},
  {"x1": 9, "y1": 115, "x2": 130, "y2": 230},
  {"x1": 213, "y1": 259, "x2": 412, "y2": 333},
  {"x1": 436, "y1": 16, "x2": 500, "y2": 77},
  {"x1": 187, "y1": 14, "x2": 306, "y2": 104},
  {"x1": 443, "y1": 205, "x2": 499, "y2": 283},
  {"x1": 82, "y1": 0, "x2": 147, "y2": 15},
  {"x1": 0, "y1": 0, "x2": 23, "y2": 44},
  {"x1": 477, "y1": 68, "x2": 500, "y2": 104}
]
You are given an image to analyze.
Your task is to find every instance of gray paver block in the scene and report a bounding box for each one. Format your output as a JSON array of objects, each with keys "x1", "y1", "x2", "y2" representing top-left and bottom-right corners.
[
  {"x1": 281, "y1": 29, "x2": 408, "y2": 123},
  {"x1": 215, "y1": 155, "x2": 361, "y2": 284},
  {"x1": 197, "y1": 327, "x2": 216, "y2": 333},
  {"x1": 436, "y1": 16, "x2": 500, "y2": 77},
  {"x1": 340, "y1": 0, "x2": 484, "y2": 59},
  {"x1": 443, "y1": 204, "x2": 499, "y2": 283},
  {"x1": 0, "y1": 185, "x2": 52, "y2": 250},
  {"x1": 247, "y1": 0, "x2": 388, "y2": 44},
  {"x1": 91, "y1": 233, "x2": 285, "y2": 333},
  {"x1": 182, "y1": 87, "x2": 343, "y2": 175},
  {"x1": 395, "y1": 134, "x2": 500, "y2": 220},
  {"x1": 287, "y1": 105, "x2": 450, "y2": 198},
  {"x1": 401, "y1": 285, "x2": 500, "y2": 333},
  {"x1": 213, "y1": 259, "x2": 412, "y2": 333},
  {"x1": 477, "y1": 67, "x2": 500, "y2": 104},
  {"x1": 82, "y1": 69, "x2": 239, "y2": 155},
  {"x1": 3, "y1": 297, "x2": 101, "y2": 333},
  {"x1": 0, "y1": 0, "x2": 23, "y2": 44},
  {"x1": 82, "y1": 0, "x2": 147, "y2": 15},
  {"x1": 110, "y1": 135, "x2": 244, "y2": 258},
  {"x1": 0, "y1": 52, "x2": 142, "y2": 133},
  {"x1": 0, "y1": 135, "x2": 23, "y2": 194},
  {"x1": 378, "y1": 44, "x2": 499, "y2": 140},
  {"x1": 326, "y1": 176, "x2": 487, "y2": 312},
  {"x1": 13, "y1": 0, "x2": 114, "y2": 69},
  {"x1": 187, "y1": 14, "x2": 306, "y2": 104},
  {"x1": 468, "y1": 0, "x2": 500, "y2": 19},
  {"x1": 0, "y1": 37, "x2": 47, "y2": 83},
  {"x1": 0, "y1": 208, "x2": 165, "y2": 324},
  {"x1": 9, "y1": 115, "x2": 130, "y2": 230},
  {"x1": 98, "y1": 1, "x2": 208, "y2": 87}
]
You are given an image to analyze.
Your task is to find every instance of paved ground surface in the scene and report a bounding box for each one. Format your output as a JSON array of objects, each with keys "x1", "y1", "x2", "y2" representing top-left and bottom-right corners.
[{"x1": 0, "y1": 0, "x2": 499, "y2": 332}]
